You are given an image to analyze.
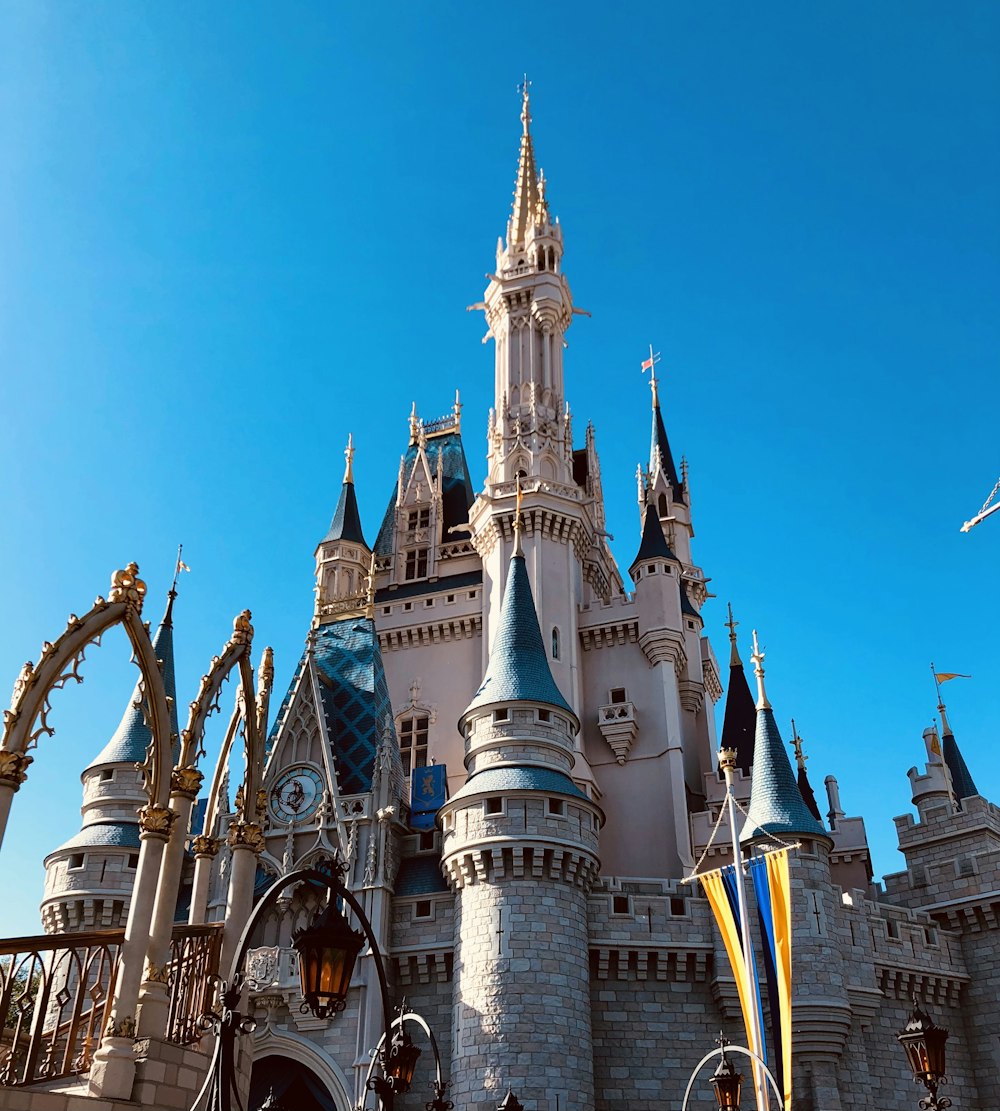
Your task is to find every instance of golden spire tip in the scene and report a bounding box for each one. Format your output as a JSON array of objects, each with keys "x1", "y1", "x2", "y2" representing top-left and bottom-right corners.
[
  {"x1": 344, "y1": 433, "x2": 355, "y2": 484},
  {"x1": 725, "y1": 603, "x2": 741, "y2": 667},
  {"x1": 750, "y1": 629, "x2": 771, "y2": 710}
]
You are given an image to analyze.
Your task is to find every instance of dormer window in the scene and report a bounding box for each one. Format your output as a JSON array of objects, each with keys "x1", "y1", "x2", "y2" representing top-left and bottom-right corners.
[
  {"x1": 404, "y1": 549, "x2": 429, "y2": 581},
  {"x1": 407, "y1": 508, "x2": 430, "y2": 530}
]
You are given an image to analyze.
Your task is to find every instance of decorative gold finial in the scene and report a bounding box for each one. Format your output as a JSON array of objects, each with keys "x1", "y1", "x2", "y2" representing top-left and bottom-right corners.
[
  {"x1": 641, "y1": 344, "x2": 661, "y2": 408},
  {"x1": 725, "y1": 603, "x2": 740, "y2": 667},
  {"x1": 408, "y1": 402, "x2": 419, "y2": 445},
  {"x1": 750, "y1": 629, "x2": 771, "y2": 710},
  {"x1": 513, "y1": 475, "x2": 524, "y2": 557},
  {"x1": 519, "y1": 74, "x2": 531, "y2": 133},
  {"x1": 453, "y1": 389, "x2": 462, "y2": 431},
  {"x1": 344, "y1": 434, "x2": 355, "y2": 484},
  {"x1": 790, "y1": 718, "x2": 807, "y2": 769}
]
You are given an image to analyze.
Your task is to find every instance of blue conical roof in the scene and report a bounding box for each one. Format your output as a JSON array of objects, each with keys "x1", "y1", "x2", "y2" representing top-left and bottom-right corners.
[
  {"x1": 651, "y1": 400, "x2": 684, "y2": 503},
  {"x1": 85, "y1": 592, "x2": 180, "y2": 772},
  {"x1": 464, "y1": 554, "x2": 572, "y2": 717},
  {"x1": 629, "y1": 504, "x2": 678, "y2": 576},
  {"x1": 740, "y1": 706, "x2": 827, "y2": 843},
  {"x1": 941, "y1": 729, "x2": 979, "y2": 802},
  {"x1": 321, "y1": 479, "x2": 367, "y2": 547}
]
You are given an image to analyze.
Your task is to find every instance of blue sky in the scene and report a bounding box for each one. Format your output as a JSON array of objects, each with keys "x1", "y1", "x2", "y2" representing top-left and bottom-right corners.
[{"x1": 1, "y1": 3, "x2": 998, "y2": 934}]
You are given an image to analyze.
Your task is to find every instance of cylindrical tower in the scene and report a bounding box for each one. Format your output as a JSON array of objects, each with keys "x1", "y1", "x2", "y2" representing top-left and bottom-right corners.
[{"x1": 440, "y1": 544, "x2": 601, "y2": 1111}]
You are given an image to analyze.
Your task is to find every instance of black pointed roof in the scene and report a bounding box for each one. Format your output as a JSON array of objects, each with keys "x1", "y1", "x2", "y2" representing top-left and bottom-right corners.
[
  {"x1": 321, "y1": 479, "x2": 367, "y2": 548},
  {"x1": 651, "y1": 400, "x2": 685, "y2": 503},
  {"x1": 629, "y1": 504, "x2": 679, "y2": 576},
  {"x1": 941, "y1": 728, "x2": 979, "y2": 802},
  {"x1": 797, "y1": 765, "x2": 823, "y2": 822},
  {"x1": 720, "y1": 655, "x2": 756, "y2": 776}
]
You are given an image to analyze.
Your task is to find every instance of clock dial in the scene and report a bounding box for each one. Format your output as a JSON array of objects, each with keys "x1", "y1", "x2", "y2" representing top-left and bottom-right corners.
[{"x1": 268, "y1": 765, "x2": 325, "y2": 824}]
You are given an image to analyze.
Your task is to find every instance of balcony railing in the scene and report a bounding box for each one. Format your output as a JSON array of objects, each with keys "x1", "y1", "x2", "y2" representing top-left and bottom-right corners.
[{"x1": 0, "y1": 921, "x2": 222, "y2": 1087}]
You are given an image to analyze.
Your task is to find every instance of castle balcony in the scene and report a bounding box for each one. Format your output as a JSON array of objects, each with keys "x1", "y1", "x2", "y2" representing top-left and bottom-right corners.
[{"x1": 597, "y1": 700, "x2": 637, "y2": 765}]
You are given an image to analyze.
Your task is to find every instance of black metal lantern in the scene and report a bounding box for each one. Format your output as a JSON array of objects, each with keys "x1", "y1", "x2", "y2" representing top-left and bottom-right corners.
[
  {"x1": 897, "y1": 998, "x2": 951, "y2": 1109},
  {"x1": 708, "y1": 1040, "x2": 743, "y2": 1111},
  {"x1": 291, "y1": 898, "x2": 365, "y2": 1019},
  {"x1": 384, "y1": 1025, "x2": 422, "y2": 1094}
]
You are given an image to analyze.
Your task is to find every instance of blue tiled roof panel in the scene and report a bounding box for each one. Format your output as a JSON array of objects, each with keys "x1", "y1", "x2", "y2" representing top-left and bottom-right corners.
[
  {"x1": 740, "y1": 708, "x2": 827, "y2": 842},
  {"x1": 395, "y1": 856, "x2": 449, "y2": 896},
  {"x1": 465, "y1": 555, "x2": 572, "y2": 716},
  {"x1": 54, "y1": 821, "x2": 141, "y2": 853},
  {"x1": 374, "y1": 431, "x2": 475, "y2": 555},
  {"x1": 448, "y1": 764, "x2": 588, "y2": 804}
]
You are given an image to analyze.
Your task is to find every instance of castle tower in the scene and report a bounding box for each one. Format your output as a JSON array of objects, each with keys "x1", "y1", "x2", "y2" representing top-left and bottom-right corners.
[
  {"x1": 439, "y1": 515, "x2": 602, "y2": 1110},
  {"x1": 739, "y1": 633, "x2": 847, "y2": 1111},
  {"x1": 41, "y1": 591, "x2": 179, "y2": 933},
  {"x1": 468, "y1": 83, "x2": 621, "y2": 736},
  {"x1": 314, "y1": 435, "x2": 372, "y2": 624}
]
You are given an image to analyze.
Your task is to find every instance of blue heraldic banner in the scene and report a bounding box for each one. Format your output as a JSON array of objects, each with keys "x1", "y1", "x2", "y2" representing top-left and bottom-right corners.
[{"x1": 410, "y1": 764, "x2": 448, "y2": 829}]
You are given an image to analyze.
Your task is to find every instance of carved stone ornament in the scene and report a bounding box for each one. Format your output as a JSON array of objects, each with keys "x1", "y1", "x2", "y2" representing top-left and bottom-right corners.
[
  {"x1": 0, "y1": 749, "x2": 33, "y2": 789},
  {"x1": 143, "y1": 961, "x2": 171, "y2": 985},
  {"x1": 8, "y1": 660, "x2": 34, "y2": 713},
  {"x1": 106, "y1": 1013, "x2": 137, "y2": 1039},
  {"x1": 138, "y1": 804, "x2": 178, "y2": 839},
  {"x1": 232, "y1": 609, "x2": 254, "y2": 646},
  {"x1": 171, "y1": 765, "x2": 204, "y2": 799},
  {"x1": 191, "y1": 833, "x2": 221, "y2": 858},
  {"x1": 108, "y1": 562, "x2": 147, "y2": 613},
  {"x1": 227, "y1": 821, "x2": 265, "y2": 854}
]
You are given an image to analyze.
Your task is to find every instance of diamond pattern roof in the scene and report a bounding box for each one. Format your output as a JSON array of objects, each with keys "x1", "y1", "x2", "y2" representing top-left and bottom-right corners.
[
  {"x1": 740, "y1": 707, "x2": 827, "y2": 843},
  {"x1": 395, "y1": 855, "x2": 450, "y2": 896},
  {"x1": 465, "y1": 554, "x2": 572, "y2": 716},
  {"x1": 374, "y1": 430, "x2": 475, "y2": 555},
  {"x1": 85, "y1": 594, "x2": 180, "y2": 772},
  {"x1": 277, "y1": 617, "x2": 402, "y2": 798}
]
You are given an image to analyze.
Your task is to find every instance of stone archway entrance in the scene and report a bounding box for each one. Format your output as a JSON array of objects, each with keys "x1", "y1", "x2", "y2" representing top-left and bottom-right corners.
[{"x1": 248, "y1": 1054, "x2": 338, "y2": 1111}]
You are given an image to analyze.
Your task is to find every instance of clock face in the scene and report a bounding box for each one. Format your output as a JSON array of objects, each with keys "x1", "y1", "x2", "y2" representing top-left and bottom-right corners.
[{"x1": 269, "y1": 765, "x2": 324, "y2": 824}]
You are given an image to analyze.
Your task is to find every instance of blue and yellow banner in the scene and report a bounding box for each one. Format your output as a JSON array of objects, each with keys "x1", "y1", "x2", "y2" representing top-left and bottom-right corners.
[{"x1": 749, "y1": 849, "x2": 792, "y2": 1111}]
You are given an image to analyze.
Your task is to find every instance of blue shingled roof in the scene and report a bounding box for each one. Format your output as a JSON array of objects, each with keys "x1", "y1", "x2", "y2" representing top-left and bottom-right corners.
[
  {"x1": 373, "y1": 430, "x2": 475, "y2": 555},
  {"x1": 321, "y1": 479, "x2": 367, "y2": 548},
  {"x1": 52, "y1": 820, "x2": 141, "y2": 853},
  {"x1": 740, "y1": 707, "x2": 827, "y2": 842},
  {"x1": 941, "y1": 730, "x2": 979, "y2": 802},
  {"x1": 447, "y1": 764, "x2": 588, "y2": 805},
  {"x1": 629, "y1": 505, "x2": 678, "y2": 575},
  {"x1": 651, "y1": 401, "x2": 685, "y2": 503},
  {"x1": 274, "y1": 617, "x2": 402, "y2": 798},
  {"x1": 464, "y1": 554, "x2": 572, "y2": 717},
  {"x1": 85, "y1": 594, "x2": 180, "y2": 773},
  {"x1": 395, "y1": 856, "x2": 449, "y2": 896}
]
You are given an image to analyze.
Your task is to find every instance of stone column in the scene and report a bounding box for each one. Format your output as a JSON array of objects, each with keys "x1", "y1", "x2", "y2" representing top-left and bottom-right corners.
[
  {"x1": 188, "y1": 835, "x2": 221, "y2": 925},
  {"x1": 136, "y1": 766, "x2": 203, "y2": 1037},
  {"x1": 88, "y1": 803, "x2": 177, "y2": 1100},
  {"x1": 0, "y1": 750, "x2": 32, "y2": 851},
  {"x1": 220, "y1": 820, "x2": 265, "y2": 973}
]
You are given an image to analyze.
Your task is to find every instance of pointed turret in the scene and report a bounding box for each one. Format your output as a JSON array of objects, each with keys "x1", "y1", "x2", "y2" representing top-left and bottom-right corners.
[
  {"x1": 85, "y1": 590, "x2": 179, "y2": 772},
  {"x1": 629, "y1": 494, "x2": 678, "y2": 577},
  {"x1": 740, "y1": 631, "x2": 827, "y2": 843},
  {"x1": 649, "y1": 371, "x2": 684, "y2": 501},
  {"x1": 719, "y1": 605, "x2": 756, "y2": 776},
  {"x1": 790, "y1": 719, "x2": 823, "y2": 823},
  {"x1": 464, "y1": 512, "x2": 572, "y2": 718},
  {"x1": 937, "y1": 700, "x2": 980, "y2": 804},
  {"x1": 321, "y1": 434, "x2": 366, "y2": 547}
]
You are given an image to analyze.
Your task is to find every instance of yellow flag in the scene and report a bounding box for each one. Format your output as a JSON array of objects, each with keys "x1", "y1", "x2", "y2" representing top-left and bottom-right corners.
[{"x1": 934, "y1": 672, "x2": 970, "y2": 683}]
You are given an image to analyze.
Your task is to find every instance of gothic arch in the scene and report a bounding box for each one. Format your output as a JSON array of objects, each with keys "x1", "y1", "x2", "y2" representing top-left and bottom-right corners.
[{"x1": 250, "y1": 1031, "x2": 354, "y2": 1111}]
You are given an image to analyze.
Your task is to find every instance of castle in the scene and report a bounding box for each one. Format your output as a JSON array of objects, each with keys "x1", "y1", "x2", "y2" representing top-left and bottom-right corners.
[{"x1": 27, "y1": 87, "x2": 1000, "y2": 1111}]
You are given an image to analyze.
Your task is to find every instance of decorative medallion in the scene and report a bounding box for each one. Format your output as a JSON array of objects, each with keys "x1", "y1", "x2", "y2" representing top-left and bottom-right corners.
[{"x1": 268, "y1": 765, "x2": 324, "y2": 825}]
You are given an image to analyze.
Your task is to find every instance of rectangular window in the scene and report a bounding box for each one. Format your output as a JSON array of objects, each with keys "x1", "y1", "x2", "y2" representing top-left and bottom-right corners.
[
  {"x1": 404, "y1": 548, "x2": 429, "y2": 581},
  {"x1": 127, "y1": 853, "x2": 139, "y2": 869},
  {"x1": 414, "y1": 900, "x2": 433, "y2": 920},
  {"x1": 100, "y1": 769, "x2": 115, "y2": 782},
  {"x1": 669, "y1": 897, "x2": 686, "y2": 917},
  {"x1": 493, "y1": 709, "x2": 509, "y2": 723},
  {"x1": 398, "y1": 715, "x2": 429, "y2": 777},
  {"x1": 609, "y1": 688, "x2": 627, "y2": 704},
  {"x1": 612, "y1": 895, "x2": 630, "y2": 915},
  {"x1": 537, "y1": 709, "x2": 551, "y2": 723},
  {"x1": 68, "y1": 854, "x2": 85, "y2": 870},
  {"x1": 485, "y1": 797, "x2": 504, "y2": 815},
  {"x1": 407, "y1": 508, "x2": 431, "y2": 530},
  {"x1": 418, "y1": 831, "x2": 435, "y2": 852},
  {"x1": 547, "y1": 798, "x2": 565, "y2": 816}
]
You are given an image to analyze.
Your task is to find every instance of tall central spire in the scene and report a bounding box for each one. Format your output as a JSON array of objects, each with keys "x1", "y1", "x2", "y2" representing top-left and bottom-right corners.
[{"x1": 508, "y1": 78, "x2": 545, "y2": 250}]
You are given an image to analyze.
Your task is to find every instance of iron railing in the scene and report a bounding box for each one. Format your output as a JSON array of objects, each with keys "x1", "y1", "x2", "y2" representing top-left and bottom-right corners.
[{"x1": 0, "y1": 921, "x2": 222, "y2": 1087}]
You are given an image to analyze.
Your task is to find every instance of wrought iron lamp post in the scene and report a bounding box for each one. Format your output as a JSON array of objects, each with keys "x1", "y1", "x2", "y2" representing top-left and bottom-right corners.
[
  {"x1": 359, "y1": 1006, "x2": 454, "y2": 1111},
  {"x1": 897, "y1": 997, "x2": 952, "y2": 1110},
  {"x1": 192, "y1": 863, "x2": 448, "y2": 1111},
  {"x1": 681, "y1": 1034, "x2": 781, "y2": 1111}
]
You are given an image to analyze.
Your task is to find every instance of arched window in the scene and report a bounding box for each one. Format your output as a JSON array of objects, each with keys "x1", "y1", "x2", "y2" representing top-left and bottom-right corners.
[
  {"x1": 657, "y1": 493, "x2": 668, "y2": 517},
  {"x1": 551, "y1": 627, "x2": 560, "y2": 660}
]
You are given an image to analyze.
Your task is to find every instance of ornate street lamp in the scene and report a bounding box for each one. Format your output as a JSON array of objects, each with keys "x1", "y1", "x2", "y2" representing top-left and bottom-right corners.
[
  {"x1": 897, "y1": 997, "x2": 952, "y2": 1110},
  {"x1": 192, "y1": 864, "x2": 449, "y2": 1111},
  {"x1": 707, "y1": 1036, "x2": 743, "y2": 1110},
  {"x1": 292, "y1": 899, "x2": 365, "y2": 1019},
  {"x1": 360, "y1": 1008, "x2": 453, "y2": 1111}
]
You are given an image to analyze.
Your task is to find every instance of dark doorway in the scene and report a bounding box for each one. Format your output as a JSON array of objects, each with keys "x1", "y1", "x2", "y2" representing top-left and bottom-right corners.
[{"x1": 248, "y1": 1054, "x2": 337, "y2": 1111}]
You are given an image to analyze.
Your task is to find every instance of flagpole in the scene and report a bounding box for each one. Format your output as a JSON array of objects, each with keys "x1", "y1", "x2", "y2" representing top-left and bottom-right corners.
[{"x1": 718, "y1": 746, "x2": 770, "y2": 1111}]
